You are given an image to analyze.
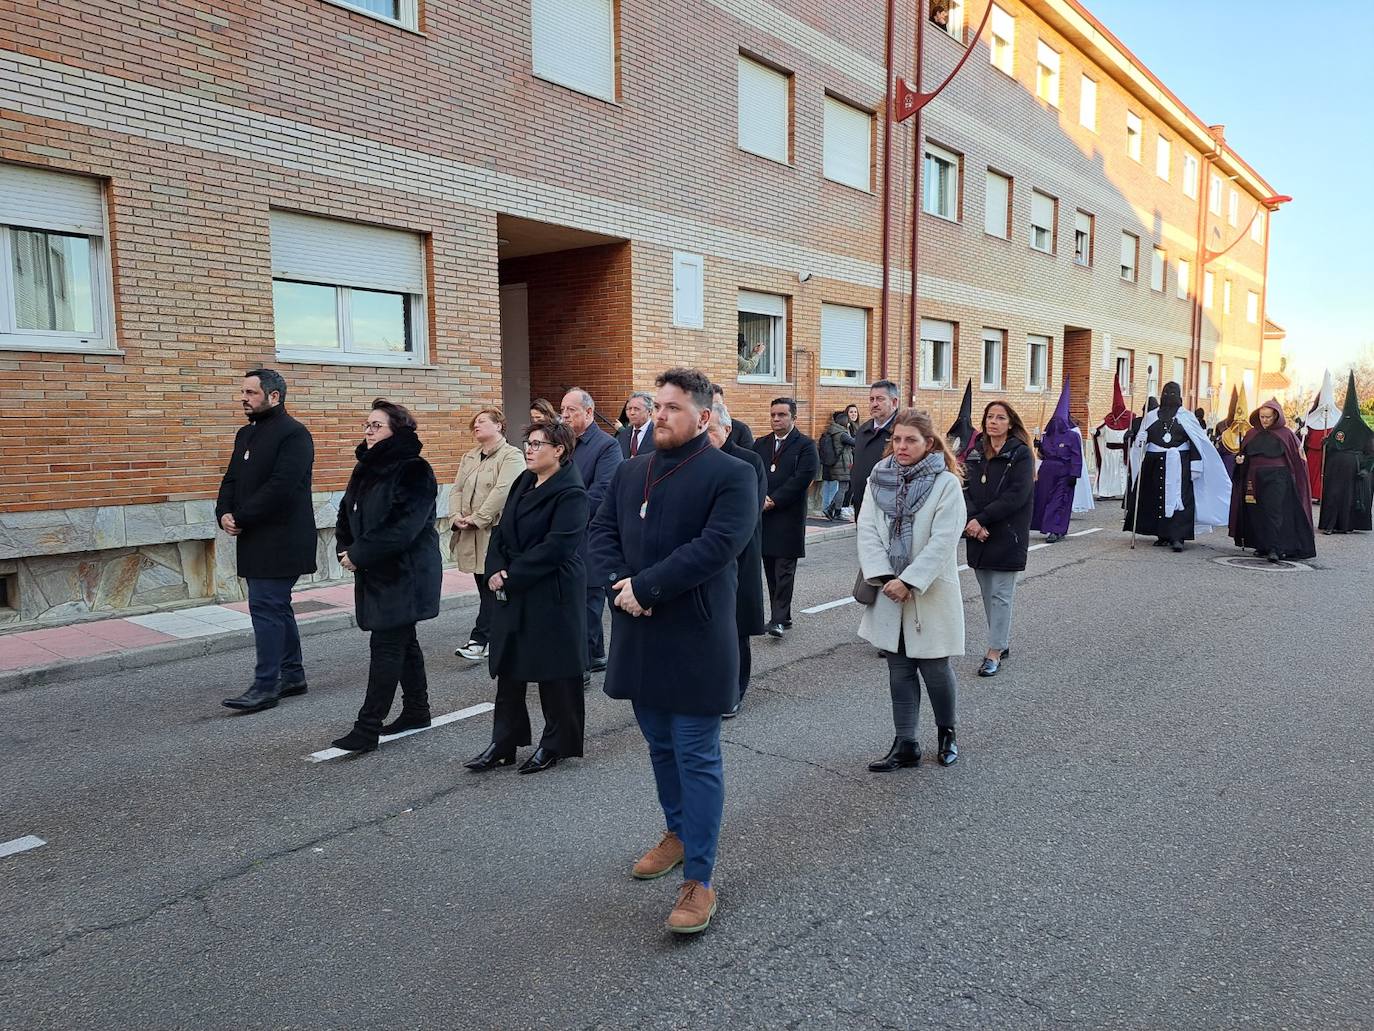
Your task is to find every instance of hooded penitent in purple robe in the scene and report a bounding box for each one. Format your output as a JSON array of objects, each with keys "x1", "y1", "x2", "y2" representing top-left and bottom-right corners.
[
  {"x1": 1031, "y1": 377, "x2": 1083, "y2": 537},
  {"x1": 1229, "y1": 398, "x2": 1315, "y2": 560}
]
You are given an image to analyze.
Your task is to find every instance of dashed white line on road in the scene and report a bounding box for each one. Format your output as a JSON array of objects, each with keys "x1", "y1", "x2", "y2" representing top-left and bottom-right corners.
[
  {"x1": 305, "y1": 702, "x2": 495, "y2": 763},
  {"x1": 801, "y1": 598, "x2": 856, "y2": 614},
  {"x1": 0, "y1": 835, "x2": 46, "y2": 859},
  {"x1": 1027, "y1": 543, "x2": 1050, "y2": 552},
  {"x1": 1069, "y1": 527, "x2": 1102, "y2": 537}
]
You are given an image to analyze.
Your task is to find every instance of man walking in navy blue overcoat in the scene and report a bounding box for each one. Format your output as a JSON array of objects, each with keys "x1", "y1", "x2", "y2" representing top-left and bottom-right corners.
[{"x1": 589, "y1": 368, "x2": 756, "y2": 935}]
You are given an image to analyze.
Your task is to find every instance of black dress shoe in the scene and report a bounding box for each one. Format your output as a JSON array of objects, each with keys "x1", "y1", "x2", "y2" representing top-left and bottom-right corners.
[
  {"x1": 937, "y1": 727, "x2": 959, "y2": 767},
  {"x1": 464, "y1": 743, "x2": 515, "y2": 771},
  {"x1": 722, "y1": 700, "x2": 742, "y2": 720},
  {"x1": 1000, "y1": 648, "x2": 1010, "y2": 660},
  {"x1": 582, "y1": 671, "x2": 592, "y2": 689},
  {"x1": 222, "y1": 684, "x2": 280, "y2": 713},
  {"x1": 330, "y1": 728, "x2": 378, "y2": 753},
  {"x1": 1267, "y1": 552, "x2": 1281, "y2": 564},
  {"x1": 517, "y1": 747, "x2": 559, "y2": 774},
  {"x1": 781, "y1": 620, "x2": 794, "y2": 629},
  {"x1": 588, "y1": 656, "x2": 608, "y2": 673},
  {"x1": 1046, "y1": 533, "x2": 1064, "y2": 543},
  {"x1": 868, "y1": 737, "x2": 920, "y2": 773},
  {"x1": 278, "y1": 680, "x2": 308, "y2": 698},
  {"x1": 977, "y1": 657, "x2": 1000, "y2": 677},
  {"x1": 1152, "y1": 538, "x2": 1169, "y2": 547},
  {"x1": 766, "y1": 623, "x2": 785, "y2": 638},
  {"x1": 1171, "y1": 541, "x2": 1184, "y2": 553},
  {"x1": 382, "y1": 711, "x2": 432, "y2": 735}
]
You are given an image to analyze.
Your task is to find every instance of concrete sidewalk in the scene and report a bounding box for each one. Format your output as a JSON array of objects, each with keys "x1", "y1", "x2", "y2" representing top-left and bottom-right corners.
[{"x1": 0, "y1": 521, "x2": 857, "y2": 693}]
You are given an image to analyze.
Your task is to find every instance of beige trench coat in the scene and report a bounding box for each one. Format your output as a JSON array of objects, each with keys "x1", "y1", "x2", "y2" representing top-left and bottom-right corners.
[
  {"x1": 449, "y1": 441, "x2": 524, "y2": 573},
  {"x1": 856, "y1": 469, "x2": 966, "y2": 658}
]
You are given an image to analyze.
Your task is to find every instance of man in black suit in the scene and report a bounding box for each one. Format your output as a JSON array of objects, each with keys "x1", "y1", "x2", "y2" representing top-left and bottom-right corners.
[
  {"x1": 752, "y1": 397, "x2": 820, "y2": 638},
  {"x1": 850, "y1": 378, "x2": 900, "y2": 517},
  {"x1": 616, "y1": 390, "x2": 656, "y2": 458},
  {"x1": 712, "y1": 382, "x2": 754, "y2": 448}
]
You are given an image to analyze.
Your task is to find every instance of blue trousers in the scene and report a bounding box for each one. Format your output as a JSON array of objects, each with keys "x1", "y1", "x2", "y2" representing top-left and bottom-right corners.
[
  {"x1": 247, "y1": 576, "x2": 303, "y2": 690},
  {"x1": 632, "y1": 701, "x2": 724, "y2": 884}
]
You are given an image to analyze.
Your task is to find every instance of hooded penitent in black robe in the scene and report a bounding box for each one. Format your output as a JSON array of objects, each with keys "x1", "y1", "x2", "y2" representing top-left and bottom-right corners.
[
  {"x1": 1121, "y1": 396, "x2": 1157, "y2": 511},
  {"x1": 1318, "y1": 372, "x2": 1374, "y2": 533},
  {"x1": 947, "y1": 380, "x2": 975, "y2": 460},
  {"x1": 1229, "y1": 399, "x2": 1315, "y2": 560},
  {"x1": 1125, "y1": 383, "x2": 1205, "y2": 543}
]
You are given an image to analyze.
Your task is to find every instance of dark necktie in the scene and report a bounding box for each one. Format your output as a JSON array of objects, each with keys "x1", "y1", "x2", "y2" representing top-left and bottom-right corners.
[{"x1": 630, "y1": 428, "x2": 640, "y2": 457}]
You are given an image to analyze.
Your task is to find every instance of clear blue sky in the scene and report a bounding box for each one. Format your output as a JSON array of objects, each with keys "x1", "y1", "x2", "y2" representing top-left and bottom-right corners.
[{"x1": 1087, "y1": 0, "x2": 1373, "y2": 384}]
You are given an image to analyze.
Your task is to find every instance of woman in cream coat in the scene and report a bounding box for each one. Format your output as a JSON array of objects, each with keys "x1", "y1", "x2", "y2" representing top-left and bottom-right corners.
[
  {"x1": 857, "y1": 408, "x2": 966, "y2": 772},
  {"x1": 451, "y1": 408, "x2": 524, "y2": 662}
]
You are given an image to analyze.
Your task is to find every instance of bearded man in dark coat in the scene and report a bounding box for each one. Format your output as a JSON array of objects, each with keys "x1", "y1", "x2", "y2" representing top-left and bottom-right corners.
[{"x1": 589, "y1": 368, "x2": 756, "y2": 936}]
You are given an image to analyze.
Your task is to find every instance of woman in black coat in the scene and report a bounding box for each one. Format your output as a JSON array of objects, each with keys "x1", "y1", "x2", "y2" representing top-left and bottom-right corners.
[
  {"x1": 465, "y1": 420, "x2": 590, "y2": 775},
  {"x1": 331, "y1": 400, "x2": 442, "y2": 753},
  {"x1": 962, "y1": 401, "x2": 1034, "y2": 679}
]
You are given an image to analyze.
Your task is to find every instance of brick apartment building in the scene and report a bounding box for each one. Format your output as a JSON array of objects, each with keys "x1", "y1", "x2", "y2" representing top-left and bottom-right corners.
[{"x1": 0, "y1": 0, "x2": 1279, "y2": 626}]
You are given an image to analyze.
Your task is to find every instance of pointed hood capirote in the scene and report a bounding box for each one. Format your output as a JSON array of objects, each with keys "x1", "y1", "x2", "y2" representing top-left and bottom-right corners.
[
  {"x1": 1306, "y1": 369, "x2": 1341, "y2": 431},
  {"x1": 947, "y1": 379, "x2": 974, "y2": 454},
  {"x1": 1102, "y1": 377, "x2": 1131, "y2": 431},
  {"x1": 1040, "y1": 376, "x2": 1077, "y2": 454},
  {"x1": 1329, "y1": 371, "x2": 1374, "y2": 454},
  {"x1": 1220, "y1": 381, "x2": 1251, "y2": 454}
]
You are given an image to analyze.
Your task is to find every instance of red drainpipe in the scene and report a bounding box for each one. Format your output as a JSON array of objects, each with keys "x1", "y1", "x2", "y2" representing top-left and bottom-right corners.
[
  {"x1": 906, "y1": 3, "x2": 926, "y2": 405},
  {"x1": 878, "y1": 0, "x2": 896, "y2": 379}
]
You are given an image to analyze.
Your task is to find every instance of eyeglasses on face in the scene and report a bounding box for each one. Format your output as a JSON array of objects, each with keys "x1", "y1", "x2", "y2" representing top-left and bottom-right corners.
[
  {"x1": 523, "y1": 439, "x2": 557, "y2": 451},
  {"x1": 362, "y1": 421, "x2": 389, "y2": 432}
]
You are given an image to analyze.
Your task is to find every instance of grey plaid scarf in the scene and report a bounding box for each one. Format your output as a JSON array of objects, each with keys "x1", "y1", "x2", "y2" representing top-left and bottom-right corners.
[{"x1": 868, "y1": 452, "x2": 945, "y2": 570}]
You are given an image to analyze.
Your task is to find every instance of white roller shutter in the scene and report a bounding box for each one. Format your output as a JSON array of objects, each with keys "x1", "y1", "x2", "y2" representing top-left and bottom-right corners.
[
  {"x1": 738, "y1": 57, "x2": 789, "y2": 163},
  {"x1": 920, "y1": 318, "x2": 954, "y2": 343},
  {"x1": 0, "y1": 163, "x2": 105, "y2": 235},
  {"x1": 531, "y1": 0, "x2": 615, "y2": 101},
  {"x1": 1031, "y1": 190, "x2": 1054, "y2": 229},
  {"x1": 823, "y1": 98, "x2": 871, "y2": 191},
  {"x1": 820, "y1": 304, "x2": 867, "y2": 378},
  {"x1": 270, "y1": 211, "x2": 424, "y2": 294},
  {"x1": 738, "y1": 290, "x2": 786, "y2": 317},
  {"x1": 985, "y1": 171, "x2": 1010, "y2": 237}
]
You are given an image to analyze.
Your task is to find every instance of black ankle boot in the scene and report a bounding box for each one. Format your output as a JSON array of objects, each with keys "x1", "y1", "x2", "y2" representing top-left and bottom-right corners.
[
  {"x1": 331, "y1": 728, "x2": 379, "y2": 753},
  {"x1": 464, "y1": 743, "x2": 516, "y2": 771},
  {"x1": 382, "y1": 710, "x2": 432, "y2": 735},
  {"x1": 868, "y1": 737, "x2": 920, "y2": 773},
  {"x1": 937, "y1": 727, "x2": 958, "y2": 767}
]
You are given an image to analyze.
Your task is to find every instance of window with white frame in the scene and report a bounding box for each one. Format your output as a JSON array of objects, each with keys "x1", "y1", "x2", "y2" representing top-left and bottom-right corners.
[
  {"x1": 1183, "y1": 153, "x2": 1199, "y2": 199},
  {"x1": 1203, "y1": 270, "x2": 1215, "y2": 307},
  {"x1": 1078, "y1": 74, "x2": 1097, "y2": 130},
  {"x1": 737, "y1": 56, "x2": 791, "y2": 164},
  {"x1": 270, "y1": 211, "x2": 427, "y2": 365},
  {"x1": 1030, "y1": 190, "x2": 1056, "y2": 253},
  {"x1": 931, "y1": 0, "x2": 963, "y2": 39},
  {"x1": 1156, "y1": 136, "x2": 1171, "y2": 181},
  {"x1": 329, "y1": 0, "x2": 419, "y2": 29},
  {"x1": 1228, "y1": 189, "x2": 1240, "y2": 226},
  {"x1": 1146, "y1": 353, "x2": 1162, "y2": 398},
  {"x1": 989, "y1": 4, "x2": 1014, "y2": 75},
  {"x1": 1246, "y1": 290, "x2": 1259, "y2": 324},
  {"x1": 672, "y1": 252, "x2": 704, "y2": 329},
  {"x1": 1116, "y1": 350, "x2": 1134, "y2": 393},
  {"x1": 531, "y1": 0, "x2": 615, "y2": 101},
  {"x1": 1073, "y1": 210, "x2": 1093, "y2": 266},
  {"x1": 1027, "y1": 333, "x2": 1050, "y2": 391},
  {"x1": 1209, "y1": 173, "x2": 1223, "y2": 215},
  {"x1": 1150, "y1": 247, "x2": 1166, "y2": 292},
  {"x1": 823, "y1": 97, "x2": 872, "y2": 191},
  {"x1": 985, "y1": 169, "x2": 1011, "y2": 238},
  {"x1": 919, "y1": 318, "x2": 955, "y2": 389},
  {"x1": 923, "y1": 142, "x2": 961, "y2": 220},
  {"x1": 1036, "y1": 41, "x2": 1060, "y2": 105},
  {"x1": 1, "y1": 163, "x2": 113, "y2": 352},
  {"x1": 1172, "y1": 356, "x2": 1186, "y2": 388},
  {"x1": 737, "y1": 289, "x2": 787, "y2": 381},
  {"x1": 1176, "y1": 256, "x2": 1191, "y2": 300},
  {"x1": 981, "y1": 328, "x2": 1005, "y2": 389},
  {"x1": 1223, "y1": 279, "x2": 1232, "y2": 315},
  {"x1": 1125, "y1": 111, "x2": 1142, "y2": 161},
  {"x1": 1251, "y1": 209, "x2": 1265, "y2": 243},
  {"x1": 1200, "y1": 360, "x2": 1212, "y2": 399},
  {"x1": 819, "y1": 303, "x2": 867, "y2": 385},
  {"x1": 1119, "y1": 232, "x2": 1138, "y2": 282}
]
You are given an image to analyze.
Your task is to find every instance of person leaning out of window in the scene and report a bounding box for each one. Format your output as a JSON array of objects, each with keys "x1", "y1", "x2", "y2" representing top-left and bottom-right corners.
[
  {"x1": 962, "y1": 401, "x2": 1034, "y2": 678},
  {"x1": 450, "y1": 408, "x2": 524, "y2": 663},
  {"x1": 330, "y1": 400, "x2": 442, "y2": 754},
  {"x1": 856, "y1": 409, "x2": 966, "y2": 773},
  {"x1": 465, "y1": 419, "x2": 590, "y2": 775}
]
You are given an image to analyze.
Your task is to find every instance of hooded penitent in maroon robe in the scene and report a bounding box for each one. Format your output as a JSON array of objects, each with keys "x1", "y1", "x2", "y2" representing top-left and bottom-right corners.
[
  {"x1": 1031, "y1": 377, "x2": 1082, "y2": 540},
  {"x1": 1229, "y1": 399, "x2": 1315, "y2": 561}
]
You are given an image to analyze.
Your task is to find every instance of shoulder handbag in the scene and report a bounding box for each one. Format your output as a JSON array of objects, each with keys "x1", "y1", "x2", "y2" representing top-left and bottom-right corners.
[{"x1": 852, "y1": 570, "x2": 879, "y2": 605}]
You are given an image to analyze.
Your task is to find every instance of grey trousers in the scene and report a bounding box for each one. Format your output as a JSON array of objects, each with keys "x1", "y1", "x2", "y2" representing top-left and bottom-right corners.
[
  {"x1": 885, "y1": 653, "x2": 957, "y2": 742},
  {"x1": 973, "y1": 568, "x2": 1018, "y2": 653}
]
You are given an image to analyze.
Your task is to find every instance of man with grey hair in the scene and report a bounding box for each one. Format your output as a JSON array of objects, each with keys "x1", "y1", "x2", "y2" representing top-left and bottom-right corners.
[
  {"x1": 562, "y1": 387, "x2": 623, "y2": 676},
  {"x1": 851, "y1": 378, "x2": 901, "y2": 517},
  {"x1": 707, "y1": 403, "x2": 766, "y2": 718},
  {"x1": 617, "y1": 390, "x2": 657, "y2": 459}
]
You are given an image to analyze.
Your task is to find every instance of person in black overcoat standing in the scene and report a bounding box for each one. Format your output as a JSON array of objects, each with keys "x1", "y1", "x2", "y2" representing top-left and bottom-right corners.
[
  {"x1": 708, "y1": 403, "x2": 766, "y2": 719},
  {"x1": 753, "y1": 397, "x2": 820, "y2": 637},
  {"x1": 850, "y1": 379, "x2": 900, "y2": 517},
  {"x1": 329, "y1": 400, "x2": 442, "y2": 753},
  {"x1": 465, "y1": 419, "x2": 590, "y2": 775},
  {"x1": 589, "y1": 368, "x2": 756, "y2": 936},
  {"x1": 218, "y1": 368, "x2": 317, "y2": 714}
]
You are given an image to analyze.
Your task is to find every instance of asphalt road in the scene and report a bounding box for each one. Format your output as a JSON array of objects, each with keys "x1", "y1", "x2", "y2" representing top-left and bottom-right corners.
[{"x1": 1, "y1": 505, "x2": 1370, "y2": 1030}]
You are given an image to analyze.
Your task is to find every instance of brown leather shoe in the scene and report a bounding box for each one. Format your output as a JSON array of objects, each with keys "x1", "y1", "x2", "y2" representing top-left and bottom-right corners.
[
  {"x1": 666, "y1": 879, "x2": 717, "y2": 934},
  {"x1": 631, "y1": 831, "x2": 684, "y2": 880}
]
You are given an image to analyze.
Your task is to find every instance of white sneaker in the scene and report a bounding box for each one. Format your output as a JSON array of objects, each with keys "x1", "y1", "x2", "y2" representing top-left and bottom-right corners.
[{"x1": 456, "y1": 641, "x2": 488, "y2": 661}]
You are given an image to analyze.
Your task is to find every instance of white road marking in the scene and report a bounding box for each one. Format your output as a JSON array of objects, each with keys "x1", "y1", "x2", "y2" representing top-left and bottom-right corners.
[
  {"x1": 800, "y1": 597, "x2": 856, "y2": 614},
  {"x1": 1027, "y1": 543, "x2": 1050, "y2": 551},
  {"x1": 957, "y1": 564, "x2": 969, "y2": 571},
  {"x1": 0, "y1": 835, "x2": 46, "y2": 859},
  {"x1": 305, "y1": 702, "x2": 495, "y2": 763},
  {"x1": 1068, "y1": 528, "x2": 1102, "y2": 537}
]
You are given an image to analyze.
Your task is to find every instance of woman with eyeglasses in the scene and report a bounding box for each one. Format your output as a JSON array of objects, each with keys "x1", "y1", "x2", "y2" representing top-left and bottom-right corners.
[
  {"x1": 329, "y1": 399, "x2": 442, "y2": 753},
  {"x1": 465, "y1": 419, "x2": 590, "y2": 774}
]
